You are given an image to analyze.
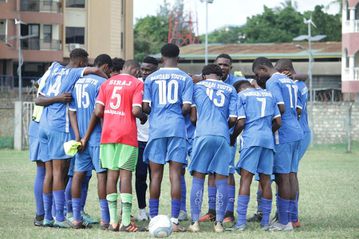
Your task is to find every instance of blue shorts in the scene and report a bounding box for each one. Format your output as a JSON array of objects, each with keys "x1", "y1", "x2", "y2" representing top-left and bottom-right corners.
[
  {"x1": 29, "y1": 135, "x2": 44, "y2": 162},
  {"x1": 38, "y1": 127, "x2": 71, "y2": 161},
  {"x1": 273, "y1": 141, "x2": 300, "y2": 174},
  {"x1": 298, "y1": 131, "x2": 311, "y2": 161},
  {"x1": 229, "y1": 143, "x2": 237, "y2": 175},
  {"x1": 68, "y1": 157, "x2": 93, "y2": 177},
  {"x1": 187, "y1": 138, "x2": 193, "y2": 158},
  {"x1": 144, "y1": 137, "x2": 187, "y2": 165},
  {"x1": 188, "y1": 136, "x2": 231, "y2": 176},
  {"x1": 237, "y1": 146, "x2": 274, "y2": 175},
  {"x1": 75, "y1": 145, "x2": 105, "y2": 173}
]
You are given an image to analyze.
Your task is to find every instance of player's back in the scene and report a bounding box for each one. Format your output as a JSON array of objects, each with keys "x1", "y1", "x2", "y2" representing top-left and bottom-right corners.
[
  {"x1": 238, "y1": 88, "x2": 279, "y2": 149},
  {"x1": 193, "y1": 79, "x2": 237, "y2": 143},
  {"x1": 39, "y1": 62, "x2": 85, "y2": 132},
  {"x1": 70, "y1": 74, "x2": 106, "y2": 146},
  {"x1": 295, "y1": 80, "x2": 310, "y2": 133},
  {"x1": 97, "y1": 74, "x2": 143, "y2": 147},
  {"x1": 143, "y1": 68, "x2": 193, "y2": 140},
  {"x1": 266, "y1": 73, "x2": 303, "y2": 143}
]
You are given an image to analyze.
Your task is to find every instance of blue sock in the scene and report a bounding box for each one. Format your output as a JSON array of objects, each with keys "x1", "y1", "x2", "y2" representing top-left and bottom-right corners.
[
  {"x1": 236, "y1": 195, "x2": 249, "y2": 227},
  {"x1": 149, "y1": 199, "x2": 159, "y2": 218},
  {"x1": 43, "y1": 193, "x2": 53, "y2": 221},
  {"x1": 208, "y1": 185, "x2": 216, "y2": 211},
  {"x1": 277, "y1": 196, "x2": 290, "y2": 225},
  {"x1": 53, "y1": 190, "x2": 65, "y2": 222},
  {"x1": 260, "y1": 198, "x2": 272, "y2": 226},
  {"x1": 51, "y1": 196, "x2": 56, "y2": 218},
  {"x1": 99, "y1": 199, "x2": 110, "y2": 224},
  {"x1": 34, "y1": 166, "x2": 45, "y2": 216},
  {"x1": 171, "y1": 199, "x2": 181, "y2": 219},
  {"x1": 215, "y1": 179, "x2": 228, "y2": 222},
  {"x1": 180, "y1": 175, "x2": 187, "y2": 212},
  {"x1": 72, "y1": 198, "x2": 81, "y2": 221},
  {"x1": 226, "y1": 184, "x2": 235, "y2": 213},
  {"x1": 294, "y1": 192, "x2": 299, "y2": 222},
  {"x1": 65, "y1": 177, "x2": 72, "y2": 214},
  {"x1": 80, "y1": 175, "x2": 91, "y2": 211},
  {"x1": 289, "y1": 198, "x2": 298, "y2": 222},
  {"x1": 257, "y1": 190, "x2": 263, "y2": 214},
  {"x1": 190, "y1": 177, "x2": 204, "y2": 222}
]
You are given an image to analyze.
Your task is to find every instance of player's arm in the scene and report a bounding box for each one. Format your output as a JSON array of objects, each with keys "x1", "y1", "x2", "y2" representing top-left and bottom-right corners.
[
  {"x1": 272, "y1": 116, "x2": 282, "y2": 133},
  {"x1": 142, "y1": 102, "x2": 151, "y2": 114},
  {"x1": 34, "y1": 93, "x2": 72, "y2": 106},
  {"x1": 296, "y1": 87, "x2": 303, "y2": 119},
  {"x1": 230, "y1": 118, "x2": 245, "y2": 146},
  {"x1": 182, "y1": 103, "x2": 191, "y2": 116},
  {"x1": 267, "y1": 80, "x2": 285, "y2": 114},
  {"x1": 190, "y1": 105, "x2": 197, "y2": 125},
  {"x1": 94, "y1": 103, "x2": 104, "y2": 118},
  {"x1": 182, "y1": 77, "x2": 194, "y2": 116},
  {"x1": 81, "y1": 111, "x2": 99, "y2": 149},
  {"x1": 68, "y1": 110, "x2": 80, "y2": 141},
  {"x1": 83, "y1": 67, "x2": 108, "y2": 79},
  {"x1": 228, "y1": 116, "x2": 237, "y2": 129}
]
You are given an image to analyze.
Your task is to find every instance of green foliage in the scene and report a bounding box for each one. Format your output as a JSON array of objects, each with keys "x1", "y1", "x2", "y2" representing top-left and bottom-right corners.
[{"x1": 0, "y1": 136, "x2": 13, "y2": 149}]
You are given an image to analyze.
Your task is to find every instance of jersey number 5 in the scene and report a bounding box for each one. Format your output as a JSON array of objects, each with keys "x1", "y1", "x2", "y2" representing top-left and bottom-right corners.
[
  {"x1": 156, "y1": 80, "x2": 179, "y2": 104},
  {"x1": 110, "y1": 86, "x2": 122, "y2": 109}
]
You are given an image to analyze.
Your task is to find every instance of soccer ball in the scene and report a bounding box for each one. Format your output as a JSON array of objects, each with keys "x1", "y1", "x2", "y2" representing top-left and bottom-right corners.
[{"x1": 149, "y1": 215, "x2": 173, "y2": 238}]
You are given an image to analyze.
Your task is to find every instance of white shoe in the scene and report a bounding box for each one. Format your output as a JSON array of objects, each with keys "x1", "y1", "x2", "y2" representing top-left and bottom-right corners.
[
  {"x1": 178, "y1": 210, "x2": 188, "y2": 221},
  {"x1": 269, "y1": 222, "x2": 293, "y2": 231},
  {"x1": 136, "y1": 208, "x2": 149, "y2": 221}
]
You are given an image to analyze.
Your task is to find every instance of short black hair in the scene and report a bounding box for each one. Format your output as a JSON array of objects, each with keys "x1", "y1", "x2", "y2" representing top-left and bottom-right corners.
[
  {"x1": 94, "y1": 54, "x2": 112, "y2": 68},
  {"x1": 252, "y1": 57, "x2": 274, "y2": 72},
  {"x1": 233, "y1": 80, "x2": 251, "y2": 92},
  {"x1": 143, "y1": 56, "x2": 159, "y2": 66},
  {"x1": 202, "y1": 64, "x2": 223, "y2": 77},
  {"x1": 123, "y1": 59, "x2": 140, "y2": 69},
  {"x1": 112, "y1": 57, "x2": 125, "y2": 72},
  {"x1": 161, "y1": 43, "x2": 180, "y2": 58},
  {"x1": 70, "y1": 48, "x2": 88, "y2": 61},
  {"x1": 216, "y1": 53, "x2": 232, "y2": 63},
  {"x1": 275, "y1": 59, "x2": 296, "y2": 73}
]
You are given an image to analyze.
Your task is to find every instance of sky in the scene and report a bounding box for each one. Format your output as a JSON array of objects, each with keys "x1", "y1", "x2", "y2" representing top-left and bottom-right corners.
[{"x1": 134, "y1": 0, "x2": 340, "y2": 35}]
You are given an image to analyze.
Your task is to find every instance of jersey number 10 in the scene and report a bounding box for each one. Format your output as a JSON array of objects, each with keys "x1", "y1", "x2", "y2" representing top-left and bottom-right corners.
[{"x1": 156, "y1": 80, "x2": 179, "y2": 104}]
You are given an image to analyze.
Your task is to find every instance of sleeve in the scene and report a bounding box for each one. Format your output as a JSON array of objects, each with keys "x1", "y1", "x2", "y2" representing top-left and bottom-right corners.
[
  {"x1": 237, "y1": 95, "x2": 246, "y2": 119},
  {"x1": 96, "y1": 83, "x2": 106, "y2": 106},
  {"x1": 229, "y1": 88, "x2": 238, "y2": 118},
  {"x1": 182, "y1": 77, "x2": 194, "y2": 104},
  {"x1": 133, "y1": 81, "x2": 144, "y2": 107},
  {"x1": 266, "y1": 80, "x2": 284, "y2": 105},
  {"x1": 143, "y1": 78, "x2": 152, "y2": 103},
  {"x1": 191, "y1": 85, "x2": 197, "y2": 108},
  {"x1": 69, "y1": 67, "x2": 86, "y2": 86},
  {"x1": 69, "y1": 88, "x2": 77, "y2": 112},
  {"x1": 296, "y1": 87, "x2": 303, "y2": 110}
]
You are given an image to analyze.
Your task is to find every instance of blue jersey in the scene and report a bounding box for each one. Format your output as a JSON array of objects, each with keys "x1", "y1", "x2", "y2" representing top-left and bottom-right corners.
[
  {"x1": 69, "y1": 74, "x2": 106, "y2": 146},
  {"x1": 39, "y1": 62, "x2": 85, "y2": 133},
  {"x1": 143, "y1": 68, "x2": 193, "y2": 140},
  {"x1": 295, "y1": 80, "x2": 310, "y2": 133},
  {"x1": 193, "y1": 79, "x2": 237, "y2": 143},
  {"x1": 266, "y1": 73, "x2": 303, "y2": 144},
  {"x1": 237, "y1": 88, "x2": 280, "y2": 150},
  {"x1": 185, "y1": 114, "x2": 195, "y2": 140},
  {"x1": 224, "y1": 74, "x2": 246, "y2": 86}
]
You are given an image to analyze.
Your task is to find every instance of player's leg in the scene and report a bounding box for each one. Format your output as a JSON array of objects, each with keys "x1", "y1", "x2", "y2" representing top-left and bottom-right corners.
[
  {"x1": 64, "y1": 176, "x2": 73, "y2": 220},
  {"x1": 135, "y1": 141, "x2": 149, "y2": 221},
  {"x1": 81, "y1": 173, "x2": 98, "y2": 224},
  {"x1": 43, "y1": 160, "x2": 54, "y2": 226},
  {"x1": 247, "y1": 179, "x2": 263, "y2": 223},
  {"x1": 106, "y1": 169, "x2": 120, "y2": 230},
  {"x1": 33, "y1": 160, "x2": 45, "y2": 226},
  {"x1": 71, "y1": 171, "x2": 86, "y2": 228},
  {"x1": 199, "y1": 174, "x2": 216, "y2": 222},
  {"x1": 178, "y1": 167, "x2": 188, "y2": 221},
  {"x1": 289, "y1": 140, "x2": 301, "y2": 227},
  {"x1": 188, "y1": 171, "x2": 205, "y2": 232},
  {"x1": 224, "y1": 173, "x2": 236, "y2": 223},
  {"x1": 148, "y1": 161, "x2": 163, "y2": 219},
  {"x1": 235, "y1": 168, "x2": 253, "y2": 230},
  {"x1": 119, "y1": 169, "x2": 135, "y2": 229}
]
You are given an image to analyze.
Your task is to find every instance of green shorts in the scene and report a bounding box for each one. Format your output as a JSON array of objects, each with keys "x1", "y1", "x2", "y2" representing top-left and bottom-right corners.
[{"x1": 100, "y1": 143, "x2": 138, "y2": 171}]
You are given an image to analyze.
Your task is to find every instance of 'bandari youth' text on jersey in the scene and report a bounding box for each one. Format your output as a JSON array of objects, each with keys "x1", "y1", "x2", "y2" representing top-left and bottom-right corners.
[
  {"x1": 39, "y1": 62, "x2": 85, "y2": 133},
  {"x1": 193, "y1": 79, "x2": 237, "y2": 143},
  {"x1": 143, "y1": 68, "x2": 193, "y2": 140},
  {"x1": 96, "y1": 74, "x2": 143, "y2": 147},
  {"x1": 237, "y1": 88, "x2": 280, "y2": 150},
  {"x1": 295, "y1": 80, "x2": 310, "y2": 133},
  {"x1": 69, "y1": 74, "x2": 106, "y2": 146},
  {"x1": 266, "y1": 73, "x2": 303, "y2": 144}
]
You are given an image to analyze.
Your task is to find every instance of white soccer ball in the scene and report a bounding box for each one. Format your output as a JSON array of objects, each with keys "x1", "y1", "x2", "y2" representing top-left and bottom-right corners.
[{"x1": 149, "y1": 215, "x2": 173, "y2": 238}]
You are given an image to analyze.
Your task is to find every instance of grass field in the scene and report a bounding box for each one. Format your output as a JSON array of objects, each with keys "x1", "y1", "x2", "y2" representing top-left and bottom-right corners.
[{"x1": 0, "y1": 143, "x2": 359, "y2": 239}]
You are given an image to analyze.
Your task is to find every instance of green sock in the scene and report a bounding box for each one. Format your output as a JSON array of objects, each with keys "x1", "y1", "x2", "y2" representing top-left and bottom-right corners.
[
  {"x1": 106, "y1": 193, "x2": 118, "y2": 225},
  {"x1": 120, "y1": 193, "x2": 133, "y2": 226}
]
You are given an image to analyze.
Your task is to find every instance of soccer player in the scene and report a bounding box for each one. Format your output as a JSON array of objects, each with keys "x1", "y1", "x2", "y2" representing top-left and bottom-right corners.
[
  {"x1": 187, "y1": 64, "x2": 237, "y2": 233},
  {"x1": 143, "y1": 43, "x2": 193, "y2": 232},
  {"x1": 68, "y1": 54, "x2": 113, "y2": 229},
  {"x1": 111, "y1": 57, "x2": 125, "y2": 76},
  {"x1": 252, "y1": 57, "x2": 303, "y2": 231},
  {"x1": 35, "y1": 48, "x2": 107, "y2": 228},
  {"x1": 135, "y1": 56, "x2": 159, "y2": 221},
  {"x1": 95, "y1": 60, "x2": 146, "y2": 232},
  {"x1": 275, "y1": 59, "x2": 311, "y2": 227},
  {"x1": 230, "y1": 80, "x2": 281, "y2": 231}
]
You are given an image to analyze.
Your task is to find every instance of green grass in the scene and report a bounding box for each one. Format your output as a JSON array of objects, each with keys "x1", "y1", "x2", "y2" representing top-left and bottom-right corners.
[{"x1": 0, "y1": 144, "x2": 359, "y2": 238}]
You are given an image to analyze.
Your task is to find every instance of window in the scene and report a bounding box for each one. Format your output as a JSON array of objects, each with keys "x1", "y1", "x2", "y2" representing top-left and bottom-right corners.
[
  {"x1": 66, "y1": 27, "x2": 84, "y2": 44},
  {"x1": 66, "y1": 0, "x2": 85, "y2": 8},
  {"x1": 356, "y1": 3, "x2": 359, "y2": 20},
  {"x1": 0, "y1": 20, "x2": 6, "y2": 40},
  {"x1": 345, "y1": 49, "x2": 349, "y2": 68},
  {"x1": 43, "y1": 25, "x2": 52, "y2": 43},
  {"x1": 346, "y1": 1, "x2": 350, "y2": 20}
]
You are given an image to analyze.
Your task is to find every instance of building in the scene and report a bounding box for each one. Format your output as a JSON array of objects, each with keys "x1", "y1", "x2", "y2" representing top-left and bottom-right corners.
[
  {"x1": 0, "y1": 0, "x2": 133, "y2": 88},
  {"x1": 173, "y1": 42, "x2": 342, "y2": 101},
  {"x1": 342, "y1": 0, "x2": 359, "y2": 96}
]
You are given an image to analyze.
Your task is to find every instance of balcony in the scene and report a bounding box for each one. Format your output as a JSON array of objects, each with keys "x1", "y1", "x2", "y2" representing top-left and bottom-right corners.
[
  {"x1": 21, "y1": 38, "x2": 62, "y2": 51},
  {"x1": 343, "y1": 67, "x2": 359, "y2": 81},
  {"x1": 21, "y1": 0, "x2": 62, "y2": 13}
]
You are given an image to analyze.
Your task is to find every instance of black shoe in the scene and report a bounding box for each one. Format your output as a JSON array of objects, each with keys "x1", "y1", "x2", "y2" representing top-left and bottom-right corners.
[
  {"x1": 247, "y1": 212, "x2": 263, "y2": 223},
  {"x1": 34, "y1": 214, "x2": 44, "y2": 227}
]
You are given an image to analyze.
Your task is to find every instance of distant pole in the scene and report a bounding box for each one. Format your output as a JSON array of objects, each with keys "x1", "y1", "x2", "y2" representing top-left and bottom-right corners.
[
  {"x1": 16, "y1": 19, "x2": 23, "y2": 150},
  {"x1": 205, "y1": 0, "x2": 209, "y2": 65},
  {"x1": 347, "y1": 102, "x2": 353, "y2": 153},
  {"x1": 307, "y1": 19, "x2": 314, "y2": 145}
]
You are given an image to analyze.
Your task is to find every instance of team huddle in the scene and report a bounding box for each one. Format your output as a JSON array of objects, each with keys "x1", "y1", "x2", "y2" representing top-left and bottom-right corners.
[{"x1": 28, "y1": 43, "x2": 311, "y2": 233}]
